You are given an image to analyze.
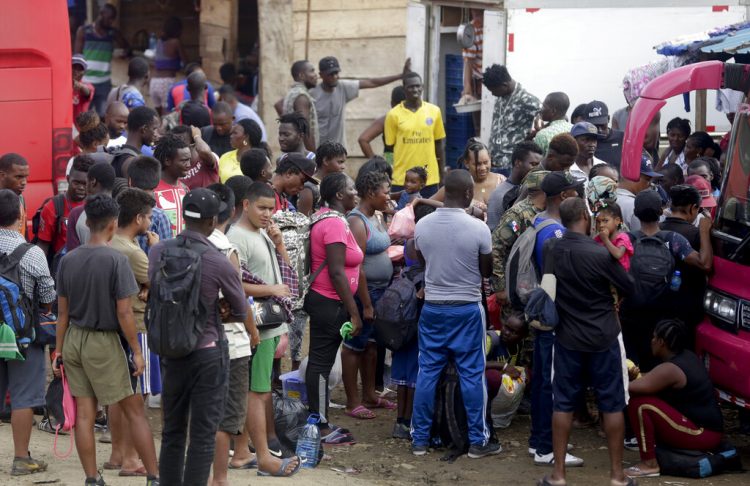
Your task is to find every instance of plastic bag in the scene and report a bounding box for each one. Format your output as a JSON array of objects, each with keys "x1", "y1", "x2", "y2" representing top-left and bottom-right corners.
[
  {"x1": 490, "y1": 367, "x2": 526, "y2": 429},
  {"x1": 388, "y1": 205, "x2": 415, "y2": 240},
  {"x1": 272, "y1": 392, "x2": 310, "y2": 457},
  {"x1": 298, "y1": 348, "x2": 342, "y2": 392}
]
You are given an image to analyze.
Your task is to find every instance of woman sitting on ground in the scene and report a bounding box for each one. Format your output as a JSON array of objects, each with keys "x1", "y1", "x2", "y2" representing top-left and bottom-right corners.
[{"x1": 625, "y1": 319, "x2": 724, "y2": 478}]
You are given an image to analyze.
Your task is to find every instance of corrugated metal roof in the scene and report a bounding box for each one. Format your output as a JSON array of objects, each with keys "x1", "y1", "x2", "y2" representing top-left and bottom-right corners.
[{"x1": 701, "y1": 27, "x2": 750, "y2": 54}]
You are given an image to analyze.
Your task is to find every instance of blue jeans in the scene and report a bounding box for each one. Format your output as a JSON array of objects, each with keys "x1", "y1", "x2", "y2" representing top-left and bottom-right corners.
[
  {"x1": 411, "y1": 302, "x2": 489, "y2": 447},
  {"x1": 529, "y1": 329, "x2": 554, "y2": 455}
]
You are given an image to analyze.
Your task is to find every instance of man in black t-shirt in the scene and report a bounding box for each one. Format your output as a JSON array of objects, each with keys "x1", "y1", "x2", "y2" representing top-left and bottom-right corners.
[
  {"x1": 584, "y1": 100, "x2": 624, "y2": 170},
  {"x1": 200, "y1": 102, "x2": 234, "y2": 157}
]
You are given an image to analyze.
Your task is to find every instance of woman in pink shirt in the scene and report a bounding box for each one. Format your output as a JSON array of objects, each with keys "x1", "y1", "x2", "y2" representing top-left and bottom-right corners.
[{"x1": 304, "y1": 172, "x2": 363, "y2": 445}]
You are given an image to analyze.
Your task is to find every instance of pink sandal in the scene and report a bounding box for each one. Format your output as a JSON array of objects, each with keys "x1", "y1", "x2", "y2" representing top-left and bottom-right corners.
[
  {"x1": 345, "y1": 405, "x2": 376, "y2": 419},
  {"x1": 366, "y1": 398, "x2": 397, "y2": 410}
]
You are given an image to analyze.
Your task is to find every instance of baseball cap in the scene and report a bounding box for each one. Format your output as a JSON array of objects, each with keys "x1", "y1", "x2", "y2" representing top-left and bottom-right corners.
[
  {"x1": 319, "y1": 56, "x2": 341, "y2": 75},
  {"x1": 570, "y1": 121, "x2": 599, "y2": 138},
  {"x1": 640, "y1": 154, "x2": 663, "y2": 178},
  {"x1": 685, "y1": 175, "x2": 717, "y2": 208},
  {"x1": 633, "y1": 189, "x2": 663, "y2": 221},
  {"x1": 72, "y1": 54, "x2": 88, "y2": 70},
  {"x1": 183, "y1": 188, "x2": 227, "y2": 219},
  {"x1": 584, "y1": 100, "x2": 609, "y2": 125},
  {"x1": 282, "y1": 153, "x2": 319, "y2": 185},
  {"x1": 540, "y1": 171, "x2": 581, "y2": 196},
  {"x1": 523, "y1": 169, "x2": 550, "y2": 191}
]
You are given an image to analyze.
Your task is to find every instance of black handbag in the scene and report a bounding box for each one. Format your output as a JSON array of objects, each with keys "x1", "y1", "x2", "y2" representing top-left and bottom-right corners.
[{"x1": 253, "y1": 298, "x2": 286, "y2": 330}]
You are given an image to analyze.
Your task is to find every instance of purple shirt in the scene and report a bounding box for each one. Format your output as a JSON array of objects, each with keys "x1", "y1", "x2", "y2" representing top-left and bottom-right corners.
[{"x1": 148, "y1": 229, "x2": 247, "y2": 348}]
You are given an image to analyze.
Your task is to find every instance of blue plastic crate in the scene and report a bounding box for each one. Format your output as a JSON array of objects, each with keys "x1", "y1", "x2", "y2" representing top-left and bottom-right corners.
[{"x1": 446, "y1": 54, "x2": 464, "y2": 71}]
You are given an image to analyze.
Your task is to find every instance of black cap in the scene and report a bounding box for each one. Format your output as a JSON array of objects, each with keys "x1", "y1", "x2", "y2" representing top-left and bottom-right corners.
[
  {"x1": 584, "y1": 100, "x2": 609, "y2": 125},
  {"x1": 283, "y1": 153, "x2": 320, "y2": 185},
  {"x1": 319, "y1": 56, "x2": 340, "y2": 75},
  {"x1": 540, "y1": 171, "x2": 581, "y2": 196},
  {"x1": 183, "y1": 188, "x2": 227, "y2": 219},
  {"x1": 633, "y1": 190, "x2": 663, "y2": 222}
]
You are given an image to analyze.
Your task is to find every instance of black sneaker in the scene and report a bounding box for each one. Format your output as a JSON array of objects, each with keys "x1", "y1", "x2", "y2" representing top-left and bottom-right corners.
[
  {"x1": 84, "y1": 473, "x2": 106, "y2": 486},
  {"x1": 146, "y1": 477, "x2": 160, "y2": 486},
  {"x1": 412, "y1": 444, "x2": 429, "y2": 456},
  {"x1": 391, "y1": 422, "x2": 411, "y2": 440},
  {"x1": 624, "y1": 437, "x2": 639, "y2": 451},
  {"x1": 468, "y1": 442, "x2": 502, "y2": 459},
  {"x1": 267, "y1": 437, "x2": 283, "y2": 458}
]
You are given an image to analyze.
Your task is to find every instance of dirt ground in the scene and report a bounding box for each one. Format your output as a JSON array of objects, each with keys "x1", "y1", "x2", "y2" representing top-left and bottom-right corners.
[{"x1": 1, "y1": 392, "x2": 748, "y2": 486}]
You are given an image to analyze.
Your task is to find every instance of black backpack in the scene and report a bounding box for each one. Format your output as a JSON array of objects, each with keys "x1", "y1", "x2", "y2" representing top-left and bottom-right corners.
[
  {"x1": 0, "y1": 243, "x2": 37, "y2": 350},
  {"x1": 109, "y1": 145, "x2": 140, "y2": 178},
  {"x1": 373, "y1": 267, "x2": 423, "y2": 352},
  {"x1": 628, "y1": 231, "x2": 675, "y2": 307},
  {"x1": 431, "y1": 361, "x2": 469, "y2": 461},
  {"x1": 655, "y1": 441, "x2": 743, "y2": 478},
  {"x1": 145, "y1": 235, "x2": 212, "y2": 359},
  {"x1": 31, "y1": 194, "x2": 65, "y2": 270}
]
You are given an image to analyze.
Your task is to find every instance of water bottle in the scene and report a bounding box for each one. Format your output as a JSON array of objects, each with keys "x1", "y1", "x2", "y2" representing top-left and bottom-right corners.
[
  {"x1": 296, "y1": 413, "x2": 321, "y2": 469},
  {"x1": 148, "y1": 32, "x2": 157, "y2": 51},
  {"x1": 670, "y1": 270, "x2": 682, "y2": 292}
]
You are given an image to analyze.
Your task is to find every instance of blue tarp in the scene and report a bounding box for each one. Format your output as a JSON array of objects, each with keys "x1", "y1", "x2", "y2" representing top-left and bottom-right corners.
[{"x1": 655, "y1": 21, "x2": 750, "y2": 56}]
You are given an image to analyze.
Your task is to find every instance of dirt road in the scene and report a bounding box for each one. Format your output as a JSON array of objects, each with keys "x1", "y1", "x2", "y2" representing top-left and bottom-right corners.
[{"x1": 2, "y1": 401, "x2": 747, "y2": 486}]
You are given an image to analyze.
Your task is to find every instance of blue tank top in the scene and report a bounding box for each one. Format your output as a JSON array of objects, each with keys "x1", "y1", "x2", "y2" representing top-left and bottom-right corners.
[
  {"x1": 349, "y1": 208, "x2": 393, "y2": 288},
  {"x1": 154, "y1": 39, "x2": 182, "y2": 71}
]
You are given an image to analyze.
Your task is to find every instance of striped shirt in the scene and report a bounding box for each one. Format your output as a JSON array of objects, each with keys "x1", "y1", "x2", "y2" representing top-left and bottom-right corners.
[
  {"x1": 462, "y1": 19, "x2": 484, "y2": 79},
  {"x1": 82, "y1": 24, "x2": 115, "y2": 85},
  {"x1": 0, "y1": 229, "x2": 56, "y2": 304}
]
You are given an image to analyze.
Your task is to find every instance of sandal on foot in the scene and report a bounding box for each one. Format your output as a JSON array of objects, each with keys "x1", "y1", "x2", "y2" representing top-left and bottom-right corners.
[
  {"x1": 625, "y1": 465, "x2": 658, "y2": 478},
  {"x1": 365, "y1": 398, "x2": 397, "y2": 410},
  {"x1": 102, "y1": 462, "x2": 122, "y2": 470},
  {"x1": 228, "y1": 457, "x2": 258, "y2": 469},
  {"x1": 257, "y1": 456, "x2": 302, "y2": 477},
  {"x1": 345, "y1": 405, "x2": 376, "y2": 419},
  {"x1": 119, "y1": 466, "x2": 147, "y2": 477},
  {"x1": 536, "y1": 476, "x2": 566, "y2": 486}
]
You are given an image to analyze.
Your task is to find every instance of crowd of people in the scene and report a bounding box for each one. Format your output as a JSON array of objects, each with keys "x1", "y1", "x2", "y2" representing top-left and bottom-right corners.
[{"x1": 0, "y1": 5, "x2": 736, "y2": 486}]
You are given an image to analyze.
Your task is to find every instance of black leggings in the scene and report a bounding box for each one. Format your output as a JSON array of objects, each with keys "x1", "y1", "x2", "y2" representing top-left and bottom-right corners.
[{"x1": 304, "y1": 290, "x2": 349, "y2": 426}]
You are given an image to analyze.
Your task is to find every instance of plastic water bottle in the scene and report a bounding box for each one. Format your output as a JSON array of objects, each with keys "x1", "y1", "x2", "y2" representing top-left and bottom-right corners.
[
  {"x1": 296, "y1": 413, "x2": 321, "y2": 469},
  {"x1": 148, "y1": 32, "x2": 157, "y2": 51},
  {"x1": 670, "y1": 270, "x2": 682, "y2": 292}
]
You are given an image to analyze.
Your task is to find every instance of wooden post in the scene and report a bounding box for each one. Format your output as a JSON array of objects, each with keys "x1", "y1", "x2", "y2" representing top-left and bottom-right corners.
[
  {"x1": 258, "y1": 0, "x2": 294, "y2": 153},
  {"x1": 696, "y1": 89, "x2": 707, "y2": 131}
]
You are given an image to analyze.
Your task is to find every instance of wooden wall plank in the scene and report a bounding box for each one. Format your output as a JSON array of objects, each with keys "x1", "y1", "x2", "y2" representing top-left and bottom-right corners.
[
  {"x1": 292, "y1": 0, "x2": 408, "y2": 12},
  {"x1": 293, "y1": 9, "x2": 407, "y2": 41}
]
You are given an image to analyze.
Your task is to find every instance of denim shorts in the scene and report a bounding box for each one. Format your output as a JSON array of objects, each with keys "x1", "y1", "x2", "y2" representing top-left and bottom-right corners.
[{"x1": 343, "y1": 287, "x2": 385, "y2": 352}]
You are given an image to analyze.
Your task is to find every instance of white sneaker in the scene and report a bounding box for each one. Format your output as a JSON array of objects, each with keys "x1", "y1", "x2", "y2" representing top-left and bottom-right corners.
[
  {"x1": 534, "y1": 451, "x2": 584, "y2": 467},
  {"x1": 528, "y1": 444, "x2": 573, "y2": 456}
]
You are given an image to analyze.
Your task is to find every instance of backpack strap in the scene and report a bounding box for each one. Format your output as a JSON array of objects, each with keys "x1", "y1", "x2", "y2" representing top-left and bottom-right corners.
[
  {"x1": 308, "y1": 258, "x2": 328, "y2": 285},
  {"x1": 9, "y1": 242, "x2": 34, "y2": 263},
  {"x1": 52, "y1": 194, "x2": 66, "y2": 237}
]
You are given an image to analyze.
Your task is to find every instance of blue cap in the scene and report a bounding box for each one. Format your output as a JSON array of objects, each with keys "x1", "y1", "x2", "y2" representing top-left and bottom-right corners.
[
  {"x1": 570, "y1": 121, "x2": 598, "y2": 138},
  {"x1": 640, "y1": 154, "x2": 663, "y2": 178}
]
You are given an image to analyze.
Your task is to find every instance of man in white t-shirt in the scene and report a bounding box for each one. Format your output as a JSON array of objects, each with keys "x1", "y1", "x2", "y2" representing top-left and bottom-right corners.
[{"x1": 569, "y1": 122, "x2": 606, "y2": 183}]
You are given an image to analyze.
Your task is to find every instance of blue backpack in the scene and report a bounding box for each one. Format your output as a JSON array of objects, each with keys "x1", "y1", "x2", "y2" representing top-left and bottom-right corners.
[{"x1": 0, "y1": 243, "x2": 36, "y2": 351}]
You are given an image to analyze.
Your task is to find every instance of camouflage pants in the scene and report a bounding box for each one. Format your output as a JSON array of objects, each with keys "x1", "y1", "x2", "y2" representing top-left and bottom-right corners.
[{"x1": 288, "y1": 309, "x2": 308, "y2": 362}]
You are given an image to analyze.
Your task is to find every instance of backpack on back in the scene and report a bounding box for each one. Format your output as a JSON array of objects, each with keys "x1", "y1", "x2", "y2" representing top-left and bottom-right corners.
[
  {"x1": 628, "y1": 231, "x2": 675, "y2": 307},
  {"x1": 506, "y1": 219, "x2": 558, "y2": 310},
  {"x1": 430, "y1": 361, "x2": 469, "y2": 461},
  {"x1": 373, "y1": 267, "x2": 423, "y2": 352},
  {"x1": 272, "y1": 211, "x2": 311, "y2": 310},
  {"x1": 145, "y1": 235, "x2": 212, "y2": 358},
  {"x1": 0, "y1": 242, "x2": 37, "y2": 353}
]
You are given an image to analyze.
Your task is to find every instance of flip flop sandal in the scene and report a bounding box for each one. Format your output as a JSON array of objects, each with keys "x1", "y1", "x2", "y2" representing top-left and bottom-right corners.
[
  {"x1": 625, "y1": 465, "x2": 658, "y2": 478},
  {"x1": 119, "y1": 466, "x2": 147, "y2": 477},
  {"x1": 536, "y1": 476, "x2": 567, "y2": 486},
  {"x1": 102, "y1": 462, "x2": 122, "y2": 470},
  {"x1": 345, "y1": 405, "x2": 376, "y2": 419},
  {"x1": 228, "y1": 457, "x2": 258, "y2": 469},
  {"x1": 365, "y1": 398, "x2": 397, "y2": 410},
  {"x1": 257, "y1": 456, "x2": 302, "y2": 477},
  {"x1": 321, "y1": 428, "x2": 356, "y2": 446}
]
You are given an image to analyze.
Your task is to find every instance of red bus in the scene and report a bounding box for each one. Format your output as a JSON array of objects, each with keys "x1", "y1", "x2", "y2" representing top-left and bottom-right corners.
[{"x1": 0, "y1": 1, "x2": 75, "y2": 234}]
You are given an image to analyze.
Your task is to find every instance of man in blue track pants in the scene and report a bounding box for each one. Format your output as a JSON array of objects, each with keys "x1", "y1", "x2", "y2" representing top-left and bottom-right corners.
[{"x1": 410, "y1": 169, "x2": 499, "y2": 459}]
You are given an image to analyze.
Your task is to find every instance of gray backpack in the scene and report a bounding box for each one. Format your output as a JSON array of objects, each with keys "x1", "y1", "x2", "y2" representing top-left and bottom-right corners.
[{"x1": 506, "y1": 219, "x2": 557, "y2": 309}]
